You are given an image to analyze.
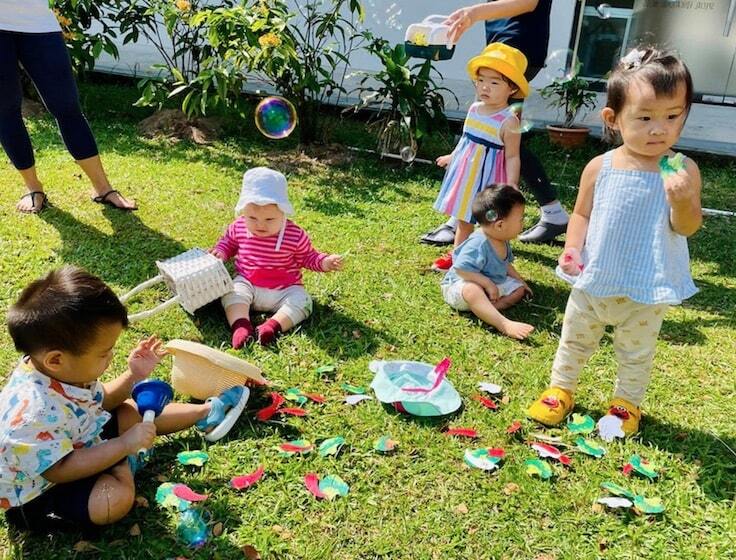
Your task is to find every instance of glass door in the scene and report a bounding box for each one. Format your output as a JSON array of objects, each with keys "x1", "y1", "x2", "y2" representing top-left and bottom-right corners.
[{"x1": 628, "y1": 0, "x2": 736, "y2": 105}]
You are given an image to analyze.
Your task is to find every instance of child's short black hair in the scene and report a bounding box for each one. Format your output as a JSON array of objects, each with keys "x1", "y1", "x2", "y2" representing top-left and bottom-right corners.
[
  {"x1": 472, "y1": 184, "x2": 526, "y2": 225},
  {"x1": 7, "y1": 266, "x2": 128, "y2": 356},
  {"x1": 604, "y1": 46, "x2": 693, "y2": 143}
]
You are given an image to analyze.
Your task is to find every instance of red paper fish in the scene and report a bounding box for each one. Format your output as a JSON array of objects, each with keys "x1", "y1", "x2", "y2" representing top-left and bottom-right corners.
[
  {"x1": 531, "y1": 442, "x2": 572, "y2": 465},
  {"x1": 488, "y1": 448, "x2": 506, "y2": 459},
  {"x1": 445, "y1": 428, "x2": 480, "y2": 438},
  {"x1": 473, "y1": 395, "x2": 498, "y2": 410},
  {"x1": 279, "y1": 407, "x2": 308, "y2": 417},
  {"x1": 506, "y1": 421, "x2": 523, "y2": 434},
  {"x1": 304, "y1": 473, "x2": 325, "y2": 499},
  {"x1": 303, "y1": 393, "x2": 326, "y2": 404},
  {"x1": 279, "y1": 442, "x2": 313, "y2": 453},
  {"x1": 172, "y1": 484, "x2": 208, "y2": 502},
  {"x1": 256, "y1": 392, "x2": 286, "y2": 421},
  {"x1": 231, "y1": 466, "x2": 265, "y2": 490},
  {"x1": 622, "y1": 463, "x2": 634, "y2": 476}
]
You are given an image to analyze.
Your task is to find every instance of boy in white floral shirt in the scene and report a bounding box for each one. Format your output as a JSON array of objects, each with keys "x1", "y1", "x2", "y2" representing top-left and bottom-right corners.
[{"x1": 0, "y1": 267, "x2": 248, "y2": 532}]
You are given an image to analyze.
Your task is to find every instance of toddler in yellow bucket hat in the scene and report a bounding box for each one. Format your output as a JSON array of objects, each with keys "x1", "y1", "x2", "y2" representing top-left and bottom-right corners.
[
  {"x1": 467, "y1": 42, "x2": 529, "y2": 98},
  {"x1": 431, "y1": 42, "x2": 529, "y2": 273}
]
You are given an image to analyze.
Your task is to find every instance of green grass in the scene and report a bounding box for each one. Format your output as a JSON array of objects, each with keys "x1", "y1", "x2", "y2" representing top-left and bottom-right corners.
[{"x1": 1, "y1": 80, "x2": 735, "y2": 559}]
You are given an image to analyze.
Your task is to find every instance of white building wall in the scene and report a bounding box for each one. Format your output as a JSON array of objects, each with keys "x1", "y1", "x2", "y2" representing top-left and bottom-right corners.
[{"x1": 94, "y1": 0, "x2": 577, "y2": 114}]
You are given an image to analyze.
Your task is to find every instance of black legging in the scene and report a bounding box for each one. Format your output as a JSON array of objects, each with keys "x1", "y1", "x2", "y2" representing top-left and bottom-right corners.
[
  {"x1": 517, "y1": 65, "x2": 557, "y2": 206},
  {"x1": 0, "y1": 31, "x2": 98, "y2": 171}
]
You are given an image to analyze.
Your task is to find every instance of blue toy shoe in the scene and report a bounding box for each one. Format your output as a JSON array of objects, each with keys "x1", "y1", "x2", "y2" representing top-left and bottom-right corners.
[{"x1": 195, "y1": 386, "x2": 249, "y2": 442}]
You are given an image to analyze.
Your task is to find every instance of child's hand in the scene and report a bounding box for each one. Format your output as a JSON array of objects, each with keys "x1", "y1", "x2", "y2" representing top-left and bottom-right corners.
[
  {"x1": 484, "y1": 282, "x2": 500, "y2": 302},
  {"x1": 121, "y1": 421, "x2": 157, "y2": 455},
  {"x1": 559, "y1": 248, "x2": 584, "y2": 276},
  {"x1": 128, "y1": 336, "x2": 167, "y2": 382},
  {"x1": 436, "y1": 154, "x2": 452, "y2": 168},
  {"x1": 209, "y1": 248, "x2": 226, "y2": 261},
  {"x1": 322, "y1": 254, "x2": 344, "y2": 272},
  {"x1": 663, "y1": 169, "x2": 697, "y2": 207},
  {"x1": 521, "y1": 281, "x2": 533, "y2": 299}
]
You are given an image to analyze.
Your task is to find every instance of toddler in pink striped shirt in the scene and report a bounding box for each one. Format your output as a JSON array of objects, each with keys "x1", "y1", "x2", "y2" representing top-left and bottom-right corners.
[{"x1": 212, "y1": 168, "x2": 343, "y2": 346}]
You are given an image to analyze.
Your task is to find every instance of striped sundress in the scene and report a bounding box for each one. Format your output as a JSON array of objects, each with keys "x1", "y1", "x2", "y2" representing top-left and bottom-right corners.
[
  {"x1": 574, "y1": 150, "x2": 697, "y2": 305},
  {"x1": 433, "y1": 103, "x2": 514, "y2": 223}
]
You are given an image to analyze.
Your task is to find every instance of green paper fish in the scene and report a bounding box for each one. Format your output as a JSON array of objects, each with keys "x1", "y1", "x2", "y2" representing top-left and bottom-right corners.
[
  {"x1": 567, "y1": 413, "x2": 596, "y2": 434},
  {"x1": 633, "y1": 495, "x2": 665, "y2": 514},
  {"x1": 659, "y1": 152, "x2": 685, "y2": 178},
  {"x1": 600, "y1": 481, "x2": 635, "y2": 499},
  {"x1": 340, "y1": 383, "x2": 366, "y2": 395},
  {"x1": 374, "y1": 436, "x2": 398, "y2": 453},
  {"x1": 464, "y1": 448, "x2": 504, "y2": 471},
  {"x1": 177, "y1": 450, "x2": 209, "y2": 467},
  {"x1": 318, "y1": 475, "x2": 349, "y2": 500},
  {"x1": 284, "y1": 388, "x2": 308, "y2": 405},
  {"x1": 319, "y1": 437, "x2": 346, "y2": 457},
  {"x1": 628, "y1": 454, "x2": 659, "y2": 479},
  {"x1": 524, "y1": 458, "x2": 553, "y2": 480},
  {"x1": 575, "y1": 437, "x2": 606, "y2": 458},
  {"x1": 316, "y1": 364, "x2": 337, "y2": 377}
]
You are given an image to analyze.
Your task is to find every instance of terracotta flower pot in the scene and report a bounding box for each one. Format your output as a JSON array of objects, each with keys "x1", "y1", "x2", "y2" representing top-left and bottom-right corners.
[{"x1": 546, "y1": 124, "x2": 590, "y2": 149}]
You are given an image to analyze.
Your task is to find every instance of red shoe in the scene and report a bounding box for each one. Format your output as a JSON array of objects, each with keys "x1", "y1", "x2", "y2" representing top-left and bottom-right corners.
[{"x1": 432, "y1": 252, "x2": 453, "y2": 271}]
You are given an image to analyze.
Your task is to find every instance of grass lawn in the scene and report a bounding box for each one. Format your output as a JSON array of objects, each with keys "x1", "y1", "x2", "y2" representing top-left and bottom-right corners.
[{"x1": 0, "y1": 80, "x2": 734, "y2": 559}]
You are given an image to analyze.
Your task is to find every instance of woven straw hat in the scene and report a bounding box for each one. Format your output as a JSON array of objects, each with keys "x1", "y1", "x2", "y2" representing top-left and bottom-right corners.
[
  {"x1": 166, "y1": 339, "x2": 268, "y2": 400},
  {"x1": 467, "y1": 42, "x2": 530, "y2": 98}
]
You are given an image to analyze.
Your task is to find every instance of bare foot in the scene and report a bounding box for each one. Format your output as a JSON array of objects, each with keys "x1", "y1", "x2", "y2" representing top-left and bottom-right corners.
[
  {"x1": 16, "y1": 190, "x2": 48, "y2": 213},
  {"x1": 499, "y1": 320, "x2": 534, "y2": 340}
]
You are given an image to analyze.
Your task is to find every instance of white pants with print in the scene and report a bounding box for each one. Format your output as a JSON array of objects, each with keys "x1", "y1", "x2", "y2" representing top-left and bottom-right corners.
[
  {"x1": 221, "y1": 276, "x2": 313, "y2": 325},
  {"x1": 550, "y1": 288, "x2": 669, "y2": 406}
]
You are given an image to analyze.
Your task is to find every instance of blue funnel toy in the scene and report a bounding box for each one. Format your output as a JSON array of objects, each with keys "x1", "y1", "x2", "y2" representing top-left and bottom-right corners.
[{"x1": 132, "y1": 380, "x2": 173, "y2": 453}]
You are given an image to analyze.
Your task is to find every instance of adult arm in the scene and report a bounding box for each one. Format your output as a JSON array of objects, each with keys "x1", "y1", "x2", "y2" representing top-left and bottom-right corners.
[{"x1": 446, "y1": 0, "x2": 540, "y2": 43}]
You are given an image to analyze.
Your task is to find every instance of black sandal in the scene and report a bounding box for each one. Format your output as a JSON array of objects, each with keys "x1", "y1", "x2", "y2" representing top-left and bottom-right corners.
[
  {"x1": 91, "y1": 189, "x2": 137, "y2": 211},
  {"x1": 18, "y1": 191, "x2": 49, "y2": 213}
]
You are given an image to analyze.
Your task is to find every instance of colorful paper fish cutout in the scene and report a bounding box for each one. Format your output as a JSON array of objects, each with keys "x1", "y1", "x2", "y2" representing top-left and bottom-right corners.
[
  {"x1": 230, "y1": 466, "x2": 265, "y2": 490},
  {"x1": 374, "y1": 436, "x2": 398, "y2": 453},
  {"x1": 525, "y1": 458, "x2": 553, "y2": 479},
  {"x1": 319, "y1": 437, "x2": 346, "y2": 457},
  {"x1": 177, "y1": 450, "x2": 209, "y2": 467},
  {"x1": 567, "y1": 413, "x2": 596, "y2": 434}
]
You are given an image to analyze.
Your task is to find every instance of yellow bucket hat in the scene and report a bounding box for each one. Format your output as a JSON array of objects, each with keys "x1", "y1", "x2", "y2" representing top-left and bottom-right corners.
[{"x1": 467, "y1": 43, "x2": 530, "y2": 98}]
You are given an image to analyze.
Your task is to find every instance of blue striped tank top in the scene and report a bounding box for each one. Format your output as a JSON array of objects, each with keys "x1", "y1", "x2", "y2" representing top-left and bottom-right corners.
[{"x1": 574, "y1": 150, "x2": 697, "y2": 305}]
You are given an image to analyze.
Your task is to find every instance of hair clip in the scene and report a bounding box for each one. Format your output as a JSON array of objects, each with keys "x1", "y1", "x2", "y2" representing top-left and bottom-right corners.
[
  {"x1": 485, "y1": 209, "x2": 498, "y2": 222},
  {"x1": 620, "y1": 49, "x2": 644, "y2": 70}
]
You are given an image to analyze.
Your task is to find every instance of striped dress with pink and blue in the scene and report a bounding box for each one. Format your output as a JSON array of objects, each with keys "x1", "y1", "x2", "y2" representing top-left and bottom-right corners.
[{"x1": 433, "y1": 103, "x2": 514, "y2": 223}]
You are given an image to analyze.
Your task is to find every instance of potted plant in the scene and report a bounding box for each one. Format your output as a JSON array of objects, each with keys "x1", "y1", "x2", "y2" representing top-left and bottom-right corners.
[{"x1": 539, "y1": 64, "x2": 598, "y2": 149}]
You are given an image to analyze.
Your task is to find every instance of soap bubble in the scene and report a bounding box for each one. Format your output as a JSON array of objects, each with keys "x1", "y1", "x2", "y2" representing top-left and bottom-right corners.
[
  {"x1": 508, "y1": 101, "x2": 533, "y2": 134},
  {"x1": 400, "y1": 145, "x2": 416, "y2": 163},
  {"x1": 255, "y1": 96, "x2": 297, "y2": 139},
  {"x1": 540, "y1": 49, "x2": 578, "y2": 84},
  {"x1": 596, "y1": 3, "x2": 612, "y2": 19}
]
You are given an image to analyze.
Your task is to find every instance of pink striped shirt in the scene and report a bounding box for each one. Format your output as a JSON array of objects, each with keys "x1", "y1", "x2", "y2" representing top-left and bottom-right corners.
[{"x1": 215, "y1": 218, "x2": 327, "y2": 289}]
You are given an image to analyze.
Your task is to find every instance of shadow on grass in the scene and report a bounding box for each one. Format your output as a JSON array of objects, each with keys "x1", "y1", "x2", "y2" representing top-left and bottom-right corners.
[
  {"x1": 640, "y1": 417, "x2": 736, "y2": 502},
  {"x1": 39, "y1": 205, "x2": 187, "y2": 290},
  {"x1": 178, "y1": 301, "x2": 400, "y2": 361}
]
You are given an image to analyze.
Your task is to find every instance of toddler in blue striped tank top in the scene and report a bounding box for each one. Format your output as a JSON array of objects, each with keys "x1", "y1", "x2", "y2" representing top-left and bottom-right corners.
[{"x1": 528, "y1": 48, "x2": 702, "y2": 439}]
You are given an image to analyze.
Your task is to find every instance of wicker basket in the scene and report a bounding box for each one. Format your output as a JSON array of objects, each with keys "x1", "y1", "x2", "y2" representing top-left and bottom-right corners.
[
  {"x1": 166, "y1": 339, "x2": 268, "y2": 400},
  {"x1": 120, "y1": 249, "x2": 233, "y2": 323}
]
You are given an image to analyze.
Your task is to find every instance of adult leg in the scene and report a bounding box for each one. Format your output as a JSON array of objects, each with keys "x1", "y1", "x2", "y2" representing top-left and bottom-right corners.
[
  {"x1": 461, "y1": 281, "x2": 533, "y2": 340},
  {"x1": 16, "y1": 32, "x2": 135, "y2": 209},
  {"x1": 517, "y1": 140, "x2": 569, "y2": 243},
  {"x1": 0, "y1": 32, "x2": 50, "y2": 212}
]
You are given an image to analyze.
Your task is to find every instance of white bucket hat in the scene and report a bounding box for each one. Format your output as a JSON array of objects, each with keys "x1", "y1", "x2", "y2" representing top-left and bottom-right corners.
[{"x1": 234, "y1": 167, "x2": 294, "y2": 217}]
